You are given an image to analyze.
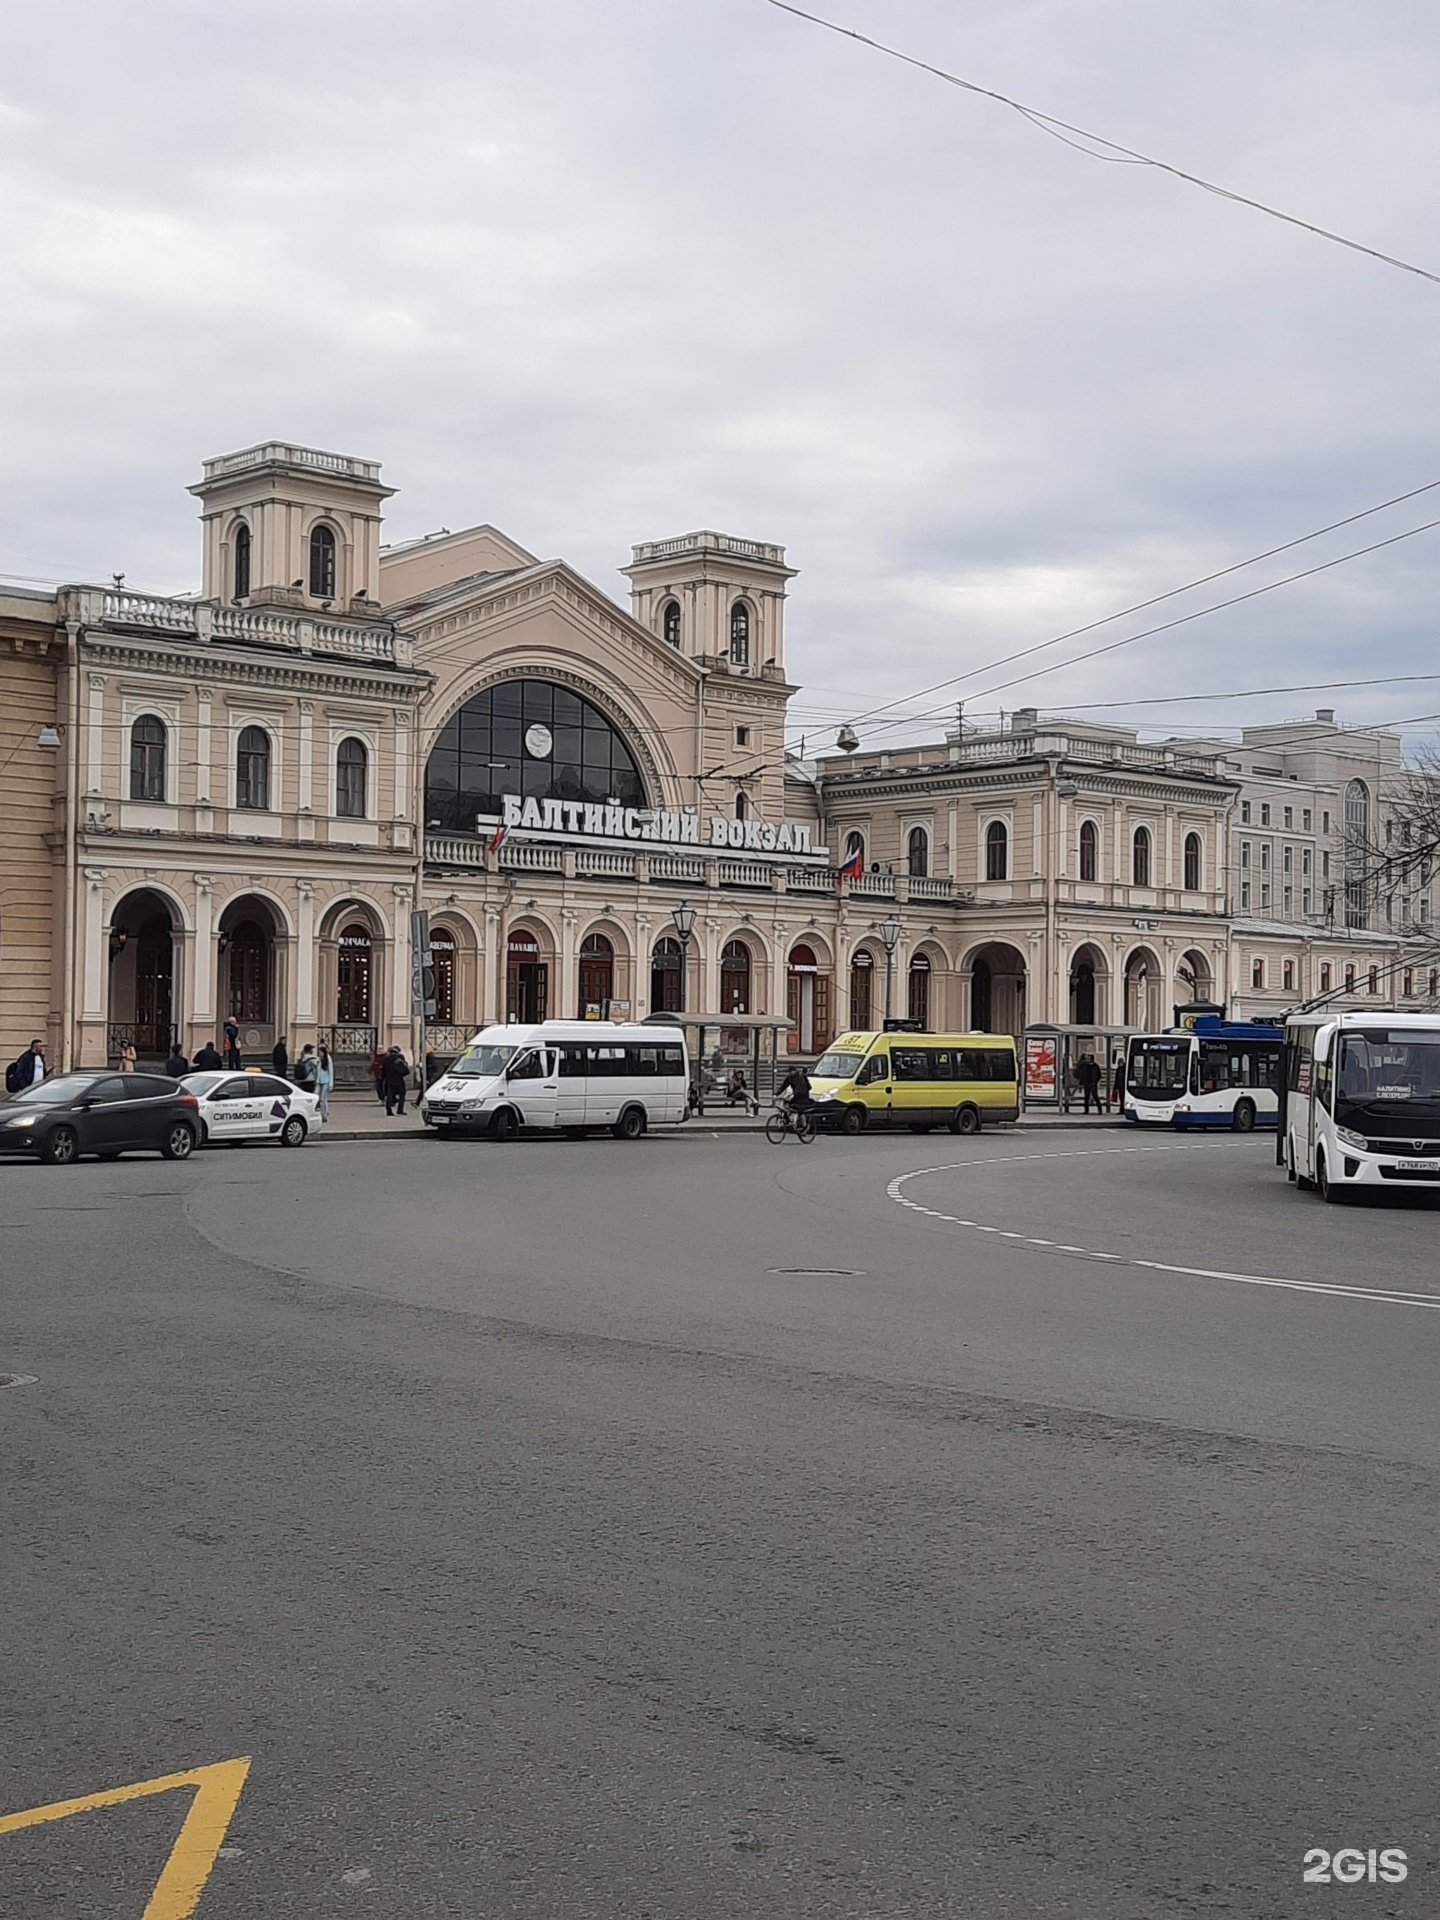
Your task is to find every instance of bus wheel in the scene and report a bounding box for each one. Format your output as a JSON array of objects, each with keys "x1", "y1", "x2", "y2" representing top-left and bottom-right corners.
[
  {"x1": 490, "y1": 1107, "x2": 518, "y2": 1143},
  {"x1": 839, "y1": 1105, "x2": 866, "y2": 1137},
  {"x1": 612, "y1": 1106, "x2": 646, "y2": 1141},
  {"x1": 1232, "y1": 1099, "x2": 1256, "y2": 1134},
  {"x1": 951, "y1": 1105, "x2": 981, "y2": 1136}
]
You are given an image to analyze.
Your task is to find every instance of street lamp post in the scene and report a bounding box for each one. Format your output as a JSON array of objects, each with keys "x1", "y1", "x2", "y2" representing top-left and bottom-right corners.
[
  {"x1": 879, "y1": 914, "x2": 903, "y2": 1024},
  {"x1": 670, "y1": 900, "x2": 699, "y2": 1111}
]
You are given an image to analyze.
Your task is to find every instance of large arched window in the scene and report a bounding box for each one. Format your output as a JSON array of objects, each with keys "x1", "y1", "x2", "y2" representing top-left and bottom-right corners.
[
  {"x1": 844, "y1": 829, "x2": 866, "y2": 869},
  {"x1": 1132, "y1": 825, "x2": 1151, "y2": 887},
  {"x1": 907, "y1": 953, "x2": 931, "y2": 1029},
  {"x1": 226, "y1": 919, "x2": 270, "y2": 1021},
  {"x1": 729, "y1": 601, "x2": 751, "y2": 668},
  {"x1": 1344, "y1": 778, "x2": 1371, "y2": 928},
  {"x1": 1183, "y1": 831, "x2": 1202, "y2": 891},
  {"x1": 578, "y1": 932, "x2": 614, "y2": 1015},
  {"x1": 424, "y1": 679, "x2": 646, "y2": 835},
  {"x1": 236, "y1": 726, "x2": 271, "y2": 810},
  {"x1": 309, "y1": 523, "x2": 337, "y2": 598},
  {"x1": 661, "y1": 600, "x2": 681, "y2": 647},
  {"x1": 849, "y1": 949, "x2": 874, "y2": 1030},
  {"x1": 1078, "y1": 819, "x2": 1098, "y2": 883},
  {"x1": 907, "y1": 826, "x2": 929, "y2": 878},
  {"x1": 233, "y1": 522, "x2": 251, "y2": 601},
  {"x1": 985, "y1": 820, "x2": 1008, "y2": 882},
  {"x1": 720, "y1": 939, "x2": 751, "y2": 1014},
  {"x1": 129, "y1": 714, "x2": 167, "y2": 802},
  {"x1": 336, "y1": 737, "x2": 368, "y2": 818},
  {"x1": 650, "y1": 936, "x2": 685, "y2": 1015}
]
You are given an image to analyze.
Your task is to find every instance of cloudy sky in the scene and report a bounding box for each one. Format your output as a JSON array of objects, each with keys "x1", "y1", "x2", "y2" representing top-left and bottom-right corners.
[{"x1": 3, "y1": 0, "x2": 1437, "y2": 755}]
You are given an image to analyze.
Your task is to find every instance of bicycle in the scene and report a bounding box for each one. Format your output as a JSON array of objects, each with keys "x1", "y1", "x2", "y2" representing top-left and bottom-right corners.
[{"x1": 765, "y1": 1101, "x2": 816, "y2": 1145}]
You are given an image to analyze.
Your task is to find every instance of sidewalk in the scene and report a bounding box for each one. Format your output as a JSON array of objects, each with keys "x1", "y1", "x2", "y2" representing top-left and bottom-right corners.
[{"x1": 318, "y1": 1092, "x2": 1125, "y2": 1143}]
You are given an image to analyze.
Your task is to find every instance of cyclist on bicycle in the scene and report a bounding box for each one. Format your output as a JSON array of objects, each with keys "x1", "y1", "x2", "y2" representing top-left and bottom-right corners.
[{"x1": 780, "y1": 1064, "x2": 814, "y2": 1115}]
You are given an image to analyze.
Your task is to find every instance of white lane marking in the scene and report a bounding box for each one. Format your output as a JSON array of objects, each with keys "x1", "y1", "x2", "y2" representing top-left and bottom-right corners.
[{"x1": 887, "y1": 1146, "x2": 1440, "y2": 1313}]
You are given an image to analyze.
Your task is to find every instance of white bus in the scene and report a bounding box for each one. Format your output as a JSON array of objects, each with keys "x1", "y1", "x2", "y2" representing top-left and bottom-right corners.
[
  {"x1": 1280, "y1": 1011, "x2": 1440, "y2": 1201},
  {"x1": 420, "y1": 1022, "x2": 688, "y2": 1141},
  {"x1": 1124, "y1": 1017, "x2": 1284, "y2": 1131}
]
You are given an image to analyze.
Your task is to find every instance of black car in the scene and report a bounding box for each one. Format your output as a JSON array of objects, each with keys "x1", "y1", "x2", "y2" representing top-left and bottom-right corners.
[{"x1": 0, "y1": 1071, "x2": 201, "y2": 1165}]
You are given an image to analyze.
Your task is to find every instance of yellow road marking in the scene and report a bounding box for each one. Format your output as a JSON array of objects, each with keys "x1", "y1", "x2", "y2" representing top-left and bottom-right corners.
[{"x1": 0, "y1": 1756, "x2": 251, "y2": 1919}]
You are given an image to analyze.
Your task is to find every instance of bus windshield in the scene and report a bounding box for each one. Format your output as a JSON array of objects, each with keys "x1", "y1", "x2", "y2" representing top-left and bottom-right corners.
[
  {"x1": 1127, "y1": 1038, "x2": 1190, "y2": 1096},
  {"x1": 1335, "y1": 1032, "x2": 1440, "y2": 1120},
  {"x1": 813, "y1": 1050, "x2": 865, "y2": 1078},
  {"x1": 450, "y1": 1046, "x2": 517, "y2": 1078}
]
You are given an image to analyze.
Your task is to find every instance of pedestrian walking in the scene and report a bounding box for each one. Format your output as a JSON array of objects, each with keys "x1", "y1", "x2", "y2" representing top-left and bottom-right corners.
[
  {"x1": 315, "y1": 1044, "x2": 334, "y2": 1123},
  {"x1": 370, "y1": 1048, "x2": 388, "y2": 1104},
  {"x1": 1076, "y1": 1052, "x2": 1103, "y2": 1115},
  {"x1": 5, "y1": 1038, "x2": 47, "y2": 1093},
  {"x1": 165, "y1": 1044, "x2": 190, "y2": 1078},
  {"x1": 382, "y1": 1046, "x2": 410, "y2": 1117},
  {"x1": 223, "y1": 1016, "x2": 241, "y2": 1069},
  {"x1": 119, "y1": 1042, "x2": 138, "y2": 1071},
  {"x1": 293, "y1": 1044, "x2": 319, "y2": 1095},
  {"x1": 194, "y1": 1040, "x2": 223, "y2": 1070},
  {"x1": 272, "y1": 1035, "x2": 289, "y2": 1079}
]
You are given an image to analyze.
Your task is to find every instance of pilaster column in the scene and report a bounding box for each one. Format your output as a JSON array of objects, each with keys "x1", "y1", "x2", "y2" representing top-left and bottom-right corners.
[
  {"x1": 559, "y1": 908, "x2": 580, "y2": 1020},
  {"x1": 86, "y1": 675, "x2": 105, "y2": 797},
  {"x1": 195, "y1": 690, "x2": 213, "y2": 806},
  {"x1": 193, "y1": 875, "x2": 215, "y2": 1025},
  {"x1": 296, "y1": 880, "x2": 316, "y2": 1024},
  {"x1": 82, "y1": 868, "x2": 107, "y2": 1020},
  {"x1": 298, "y1": 700, "x2": 315, "y2": 817}
]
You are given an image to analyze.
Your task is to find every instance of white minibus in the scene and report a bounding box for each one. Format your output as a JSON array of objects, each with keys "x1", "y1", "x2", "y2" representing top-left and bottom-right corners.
[
  {"x1": 1280, "y1": 1011, "x2": 1440, "y2": 1201},
  {"x1": 420, "y1": 1022, "x2": 689, "y2": 1141}
]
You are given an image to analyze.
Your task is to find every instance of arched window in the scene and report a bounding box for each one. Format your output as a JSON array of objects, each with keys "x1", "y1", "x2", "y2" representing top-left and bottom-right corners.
[
  {"x1": 336, "y1": 923, "x2": 373, "y2": 1024},
  {"x1": 849, "y1": 949, "x2": 874, "y2": 1029},
  {"x1": 226, "y1": 919, "x2": 270, "y2": 1021},
  {"x1": 735, "y1": 790, "x2": 748, "y2": 821},
  {"x1": 907, "y1": 952, "x2": 931, "y2": 1029},
  {"x1": 1283, "y1": 958, "x2": 1295, "y2": 991},
  {"x1": 424, "y1": 678, "x2": 645, "y2": 834},
  {"x1": 1078, "y1": 819, "x2": 1098, "y2": 883},
  {"x1": 661, "y1": 600, "x2": 681, "y2": 647},
  {"x1": 430, "y1": 926, "x2": 457, "y2": 1024},
  {"x1": 844, "y1": 829, "x2": 866, "y2": 868},
  {"x1": 1183, "y1": 831, "x2": 1202, "y2": 892},
  {"x1": 720, "y1": 939, "x2": 751, "y2": 1014},
  {"x1": 907, "y1": 826, "x2": 929, "y2": 878},
  {"x1": 336, "y1": 737, "x2": 368, "y2": 818},
  {"x1": 236, "y1": 726, "x2": 271, "y2": 810},
  {"x1": 985, "y1": 820, "x2": 1008, "y2": 882},
  {"x1": 1344, "y1": 779, "x2": 1370, "y2": 928},
  {"x1": 1132, "y1": 825, "x2": 1151, "y2": 887},
  {"x1": 578, "y1": 932, "x2": 614, "y2": 1015},
  {"x1": 729, "y1": 601, "x2": 751, "y2": 668},
  {"x1": 309, "y1": 523, "x2": 337, "y2": 598},
  {"x1": 233, "y1": 522, "x2": 251, "y2": 601},
  {"x1": 129, "y1": 714, "x2": 167, "y2": 802}
]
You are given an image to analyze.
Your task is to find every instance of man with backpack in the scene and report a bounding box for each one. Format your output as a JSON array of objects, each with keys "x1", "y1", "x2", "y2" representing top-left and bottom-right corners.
[{"x1": 6, "y1": 1040, "x2": 46, "y2": 1094}]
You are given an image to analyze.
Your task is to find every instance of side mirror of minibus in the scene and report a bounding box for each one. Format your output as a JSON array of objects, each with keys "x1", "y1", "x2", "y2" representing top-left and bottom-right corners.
[{"x1": 1313, "y1": 1025, "x2": 1334, "y2": 1063}]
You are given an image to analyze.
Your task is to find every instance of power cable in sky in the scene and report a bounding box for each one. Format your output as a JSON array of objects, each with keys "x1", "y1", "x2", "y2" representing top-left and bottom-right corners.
[{"x1": 763, "y1": 0, "x2": 1440, "y2": 286}]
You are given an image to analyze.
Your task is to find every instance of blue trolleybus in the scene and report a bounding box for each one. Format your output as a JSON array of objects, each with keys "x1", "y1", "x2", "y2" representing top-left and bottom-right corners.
[{"x1": 1124, "y1": 1016, "x2": 1284, "y2": 1131}]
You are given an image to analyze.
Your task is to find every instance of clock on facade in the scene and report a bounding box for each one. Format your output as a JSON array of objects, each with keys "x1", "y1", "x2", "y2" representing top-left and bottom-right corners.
[{"x1": 524, "y1": 723, "x2": 553, "y2": 759}]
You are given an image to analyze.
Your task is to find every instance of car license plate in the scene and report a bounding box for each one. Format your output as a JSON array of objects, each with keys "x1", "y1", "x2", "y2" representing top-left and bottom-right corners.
[{"x1": 1396, "y1": 1159, "x2": 1437, "y2": 1172}]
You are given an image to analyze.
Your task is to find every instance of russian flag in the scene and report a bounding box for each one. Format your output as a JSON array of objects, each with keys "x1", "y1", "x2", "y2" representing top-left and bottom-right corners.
[
  {"x1": 489, "y1": 819, "x2": 510, "y2": 854},
  {"x1": 837, "y1": 845, "x2": 865, "y2": 883}
]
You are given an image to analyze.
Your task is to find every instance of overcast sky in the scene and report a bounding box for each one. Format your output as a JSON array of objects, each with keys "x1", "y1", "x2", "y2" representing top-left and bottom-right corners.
[{"x1": 3, "y1": 0, "x2": 1437, "y2": 755}]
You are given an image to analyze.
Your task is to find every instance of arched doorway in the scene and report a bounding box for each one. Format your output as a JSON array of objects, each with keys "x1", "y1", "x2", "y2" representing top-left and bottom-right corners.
[
  {"x1": 578, "y1": 932, "x2": 614, "y2": 1016},
  {"x1": 849, "y1": 948, "x2": 875, "y2": 1030},
  {"x1": 1176, "y1": 947, "x2": 1214, "y2": 1016},
  {"x1": 966, "y1": 942, "x2": 1027, "y2": 1037},
  {"x1": 651, "y1": 936, "x2": 685, "y2": 1015},
  {"x1": 507, "y1": 929, "x2": 549, "y2": 1023},
  {"x1": 337, "y1": 924, "x2": 374, "y2": 1024},
  {"x1": 720, "y1": 939, "x2": 751, "y2": 1015},
  {"x1": 1068, "y1": 942, "x2": 1106, "y2": 1026},
  {"x1": 1123, "y1": 947, "x2": 1163, "y2": 1028},
  {"x1": 108, "y1": 888, "x2": 179, "y2": 1062},
  {"x1": 907, "y1": 953, "x2": 931, "y2": 1029},
  {"x1": 786, "y1": 943, "x2": 832, "y2": 1055},
  {"x1": 218, "y1": 894, "x2": 282, "y2": 1059}
]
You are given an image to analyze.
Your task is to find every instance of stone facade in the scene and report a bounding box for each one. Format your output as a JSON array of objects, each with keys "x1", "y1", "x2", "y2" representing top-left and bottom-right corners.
[{"x1": 2, "y1": 440, "x2": 1435, "y2": 1081}]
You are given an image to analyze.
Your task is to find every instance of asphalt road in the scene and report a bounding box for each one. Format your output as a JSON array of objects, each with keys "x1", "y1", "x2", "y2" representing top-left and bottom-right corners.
[{"x1": 2, "y1": 1124, "x2": 1437, "y2": 1917}]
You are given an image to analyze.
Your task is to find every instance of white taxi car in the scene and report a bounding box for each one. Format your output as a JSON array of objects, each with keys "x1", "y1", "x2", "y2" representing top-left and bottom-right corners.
[{"x1": 180, "y1": 1071, "x2": 321, "y2": 1148}]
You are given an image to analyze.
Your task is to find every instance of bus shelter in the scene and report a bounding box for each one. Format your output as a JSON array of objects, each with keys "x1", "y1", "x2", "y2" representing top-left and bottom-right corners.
[
  {"x1": 642, "y1": 1013, "x2": 796, "y2": 1116},
  {"x1": 1021, "y1": 1023, "x2": 1135, "y2": 1112}
]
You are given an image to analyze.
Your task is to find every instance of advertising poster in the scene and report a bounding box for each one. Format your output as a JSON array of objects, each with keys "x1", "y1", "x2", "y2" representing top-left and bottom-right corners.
[{"x1": 1024, "y1": 1035, "x2": 1059, "y2": 1102}]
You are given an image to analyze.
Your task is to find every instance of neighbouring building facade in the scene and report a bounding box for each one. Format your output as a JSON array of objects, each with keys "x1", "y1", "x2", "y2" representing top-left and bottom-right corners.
[{"x1": 2, "y1": 441, "x2": 1435, "y2": 1081}]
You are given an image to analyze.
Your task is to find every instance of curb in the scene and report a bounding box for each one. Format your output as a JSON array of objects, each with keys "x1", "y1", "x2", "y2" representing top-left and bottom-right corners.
[{"x1": 316, "y1": 1117, "x2": 1129, "y2": 1145}]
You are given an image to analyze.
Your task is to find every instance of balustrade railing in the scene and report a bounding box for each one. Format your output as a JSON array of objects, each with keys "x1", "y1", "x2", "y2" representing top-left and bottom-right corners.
[{"x1": 576, "y1": 849, "x2": 636, "y2": 876}]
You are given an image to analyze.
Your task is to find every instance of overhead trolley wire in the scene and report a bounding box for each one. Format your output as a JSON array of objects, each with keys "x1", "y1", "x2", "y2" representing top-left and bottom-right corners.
[{"x1": 762, "y1": 0, "x2": 1440, "y2": 287}]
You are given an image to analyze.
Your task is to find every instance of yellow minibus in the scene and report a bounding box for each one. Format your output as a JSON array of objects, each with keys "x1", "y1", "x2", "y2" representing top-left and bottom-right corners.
[{"x1": 808, "y1": 1030, "x2": 1020, "y2": 1135}]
